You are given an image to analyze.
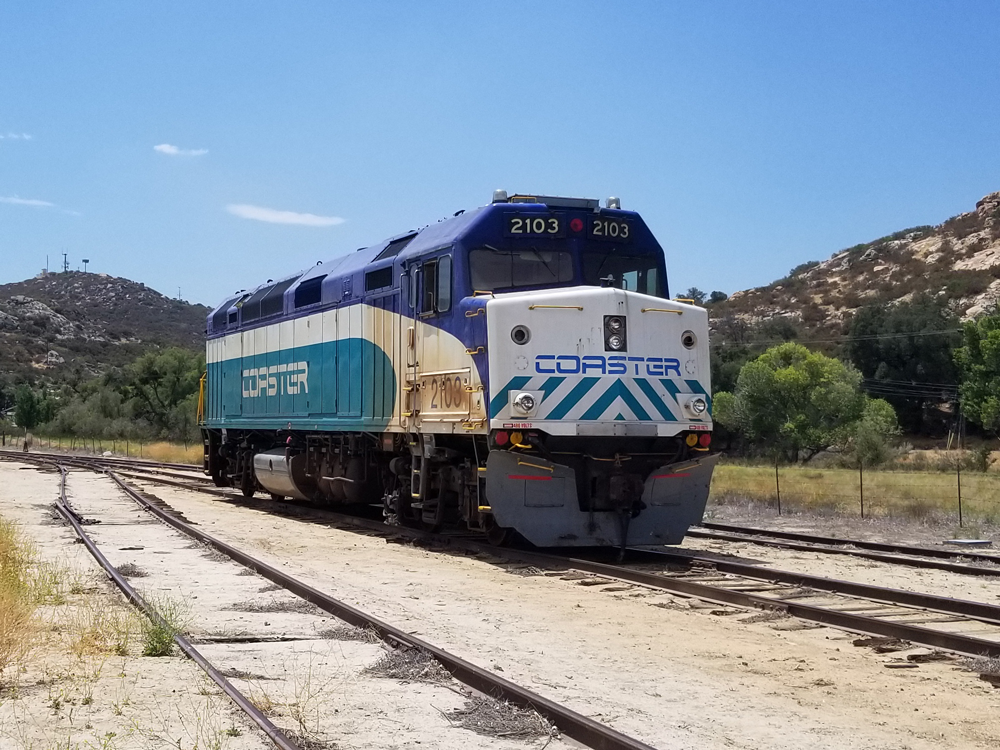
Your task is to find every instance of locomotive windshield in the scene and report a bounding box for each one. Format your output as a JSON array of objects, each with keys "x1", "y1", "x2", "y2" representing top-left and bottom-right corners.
[
  {"x1": 469, "y1": 242, "x2": 665, "y2": 298},
  {"x1": 469, "y1": 245, "x2": 574, "y2": 290},
  {"x1": 582, "y1": 251, "x2": 663, "y2": 297}
]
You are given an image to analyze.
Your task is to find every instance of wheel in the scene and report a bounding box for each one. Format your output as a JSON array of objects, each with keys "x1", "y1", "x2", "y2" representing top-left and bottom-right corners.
[
  {"x1": 240, "y1": 471, "x2": 255, "y2": 498},
  {"x1": 269, "y1": 492, "x2": 285, "y2": 502},
  {"x1": 211, "y1": 471, "x2": 228, "y2": 488},
  {"x1": 483, "y1": 517, "x2": 511, "y2": 546}
]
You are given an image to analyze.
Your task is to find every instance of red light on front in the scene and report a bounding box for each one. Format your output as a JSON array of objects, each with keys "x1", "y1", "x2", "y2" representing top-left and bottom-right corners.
[
  {"x1": 495, "y1": 431, "x2": 509, "y2": 446},
  {"x1": 699, "y1": 433, "x2": 712, "y2": 447},
  {"x1": 570, "y1": 218, "x2": 584, "y2": 233}
]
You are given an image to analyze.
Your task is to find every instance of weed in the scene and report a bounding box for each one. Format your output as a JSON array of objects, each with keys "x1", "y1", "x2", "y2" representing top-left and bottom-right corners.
[
  {"x1": 224, "y1": 726, "x2": 242, "y2": 737},
  {"x1": 139, "y1": 593, "x2": 189, "y2": 657}
]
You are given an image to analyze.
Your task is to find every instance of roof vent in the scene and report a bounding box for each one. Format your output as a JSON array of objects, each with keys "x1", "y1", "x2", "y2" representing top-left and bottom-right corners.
[
  {"x1": 492, "y1": 189, "x2": 508, "y2": 203},
  {"x1": 606, "y1": 197, "x2": 621, "y2": 209}
]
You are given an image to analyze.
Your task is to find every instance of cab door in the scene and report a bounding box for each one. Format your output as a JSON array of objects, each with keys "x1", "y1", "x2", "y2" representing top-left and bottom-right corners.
[{"x1": 410, "y1": 254, "x2": 470, "y2": 430}]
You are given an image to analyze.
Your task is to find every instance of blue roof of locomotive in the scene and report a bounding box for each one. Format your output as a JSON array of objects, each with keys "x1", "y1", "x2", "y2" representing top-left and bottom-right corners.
[{"x1": 207, "y1": 199, "x2": 649, "y2": 337}]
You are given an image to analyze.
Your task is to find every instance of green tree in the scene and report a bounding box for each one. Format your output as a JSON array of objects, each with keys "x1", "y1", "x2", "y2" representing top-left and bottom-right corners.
[
  {"x1": 120, "y1": 348, "x2": 205, "y2": 437},
  {"x1": 955, "y1": 313, "x2": 1000, "y2": 432},
  {"x1": 846, "y1": 294, "x2": 959, "y2": 433},
  {"x1": 708, "y1": 291, "x2": 728, "y2": 304},
  {"x1": 714, "y1": 342, "x2": 883, "y2": 461},
  {"x1": 683, "y1": 287, "x2": 707, "y2": 305},
  {"x1": 14, "y1": 386, "x2": 42, "y2": 430}
]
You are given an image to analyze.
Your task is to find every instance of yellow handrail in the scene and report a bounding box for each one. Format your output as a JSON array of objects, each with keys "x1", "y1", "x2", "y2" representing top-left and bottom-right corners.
[{"x1": 197, "y1": 372, "x2": 207, "y2": 424}]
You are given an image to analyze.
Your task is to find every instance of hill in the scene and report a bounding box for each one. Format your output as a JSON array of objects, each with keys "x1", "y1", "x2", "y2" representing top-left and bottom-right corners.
[
  {"x1": 712, "y1": 190, "x2": 1000, "y2": 338},
  {"x1": 0, "y1": 271, "x2": 209, "y2": 384}
]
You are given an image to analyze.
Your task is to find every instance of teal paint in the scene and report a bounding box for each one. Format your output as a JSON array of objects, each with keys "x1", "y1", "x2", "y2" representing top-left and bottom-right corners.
[
  {"x1": 546, "y1": 377, "x2": 600, "y2": 420},
  {"x1": 205, "y1": 337, "x2": 396, "y2": 432},
  {"x1": 635, "y1": 378, "x2": 678, "y2": 421},
  {"x1": 489, "y1": 376, "x2": 531, "y2": 418},
  {"x1": 580, "y1": 378, "x2": 652, "y2": 421}
]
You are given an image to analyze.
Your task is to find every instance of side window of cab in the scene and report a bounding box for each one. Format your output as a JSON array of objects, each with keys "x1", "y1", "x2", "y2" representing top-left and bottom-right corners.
[{"x1": 414, "y1": 255, "x2": 452, "y2": 316}]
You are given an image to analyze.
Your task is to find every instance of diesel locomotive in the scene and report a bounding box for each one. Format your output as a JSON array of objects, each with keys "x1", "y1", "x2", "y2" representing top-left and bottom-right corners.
[{"x1": 201, "y1": 191, "x2": 718, "y2": 548}]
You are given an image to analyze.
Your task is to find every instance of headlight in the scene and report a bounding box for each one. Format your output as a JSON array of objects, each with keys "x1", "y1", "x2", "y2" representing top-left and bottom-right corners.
[
  {"x1": 604, "y1": 315, "x2": 627, "y2": 352},
  {"x1": 512, "y1": 392, "x2": 536, "y2": 413},
  {"x1": 689, "y1": 397, "x2": 707, "y2": 415}
]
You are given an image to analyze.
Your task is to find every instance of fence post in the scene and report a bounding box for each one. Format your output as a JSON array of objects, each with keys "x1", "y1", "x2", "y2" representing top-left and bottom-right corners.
[
  {"x1": 775, "y1": 456, "x2": 782, "y2": 516},
  {"x1": 859, "y1": 461, "x2": 865, "y2": 519},
  {"x1": 957, "y1": 458, "x2": 964, "y2": 528}
]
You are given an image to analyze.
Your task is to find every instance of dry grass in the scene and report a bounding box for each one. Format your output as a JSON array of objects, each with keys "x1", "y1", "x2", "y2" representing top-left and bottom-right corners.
[
  {"x1": 224, "y1": 598, "x2": 322, "y2": 615},
  {"x1": 363, "y1": 647, "x2": 451, "y2": 683},
  {"x1": 444, "y1": 696, "x2": 555, "y2": 739},
  {"x1": 0, "y1": 517, "x2": 37, "y2": 679},
  {"x1": 710, "y1": 463, "x2": 1000, "y2": 523},
  {"x1": 965, "y1": 656, "x2": 1000, "y2": 676},
  {"x1": 143, "y1": 442, "x2": 202, "y2": 465}
]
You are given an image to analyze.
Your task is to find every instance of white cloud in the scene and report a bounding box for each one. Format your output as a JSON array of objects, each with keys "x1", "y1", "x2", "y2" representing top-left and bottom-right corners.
[
  {"x1": 0, "y1": 196, "x2": 54, "y2": 207},
  {"x1": 0, "y1": 133, "x2": 32, "y2": 140},
  {"x1": 226, "y1": 203, "x2": 345, "y2": 227},
  {"x1": 154, "y1": 143, "x2": 208, "y2": 156}
]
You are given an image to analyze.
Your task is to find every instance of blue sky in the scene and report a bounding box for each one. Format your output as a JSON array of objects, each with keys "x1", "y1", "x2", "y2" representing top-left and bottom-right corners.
[{"x1": 2, "y1": 2, "x2": 999, "y2": 307}]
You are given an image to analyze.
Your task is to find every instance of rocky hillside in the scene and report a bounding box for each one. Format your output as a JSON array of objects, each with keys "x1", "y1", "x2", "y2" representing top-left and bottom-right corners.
[
  {"x1": 0, "y1": 272, "x2": 209, "y2": 382},
  {"x1": 714, "y1": 191, "x2": 1000, "y2": 336}
]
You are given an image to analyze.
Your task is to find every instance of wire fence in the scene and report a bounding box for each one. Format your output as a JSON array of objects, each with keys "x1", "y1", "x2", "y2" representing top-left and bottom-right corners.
[
  {"x1": 710, "y1": 458, "x2": 1000, "y2": 527},
  {"x1": 1, "y1": 432, "x2": 151, "y2": 457}
]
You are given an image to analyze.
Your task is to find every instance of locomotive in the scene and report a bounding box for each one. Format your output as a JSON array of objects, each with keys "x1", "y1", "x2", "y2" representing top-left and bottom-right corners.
[{"x1": 201, "y1": 191, "x2": 718, "y2": 548}]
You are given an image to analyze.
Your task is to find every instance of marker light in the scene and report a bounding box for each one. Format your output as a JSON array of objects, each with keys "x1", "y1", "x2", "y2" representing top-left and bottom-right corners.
[
  {"x1": 699, "y1": 433, "x2": 712, "y2": 447},
  {"x1": 685, "y1": 433, "x2": 699, "y2": 447},
  {"x1": 510, "y1": 431, "x2": 524, "y2": 446},
  {"x1": 495, "y1": 431, "x2": 509, "y2": 446},
  {"x1": 570, "y1": 218, "x2": 584, "y2": 233}
]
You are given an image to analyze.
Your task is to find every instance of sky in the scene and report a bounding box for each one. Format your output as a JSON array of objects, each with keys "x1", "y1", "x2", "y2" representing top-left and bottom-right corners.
[{"x1": 2, "y1": 1, "x2": 999, "y2": 307}]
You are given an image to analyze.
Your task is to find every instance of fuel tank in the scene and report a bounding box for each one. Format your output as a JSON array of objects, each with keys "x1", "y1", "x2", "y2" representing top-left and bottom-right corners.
[{"x1": 253, "y1": 449, "x2": 314, "y2": 501}]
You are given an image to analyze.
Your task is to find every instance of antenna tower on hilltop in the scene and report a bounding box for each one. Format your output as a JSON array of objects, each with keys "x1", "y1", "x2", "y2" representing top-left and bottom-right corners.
[{"x1": 62, "y1": 253, "x2": 69, "y2": 273}]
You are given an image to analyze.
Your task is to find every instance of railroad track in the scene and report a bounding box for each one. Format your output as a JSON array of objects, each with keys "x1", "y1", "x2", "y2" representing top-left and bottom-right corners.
[
  {"x1": 10, "y1": 451, "x2": 1000, "y2": 660},
  {"x1": 1, "y1": 451, "x2": 659, "y2": 750},
  {"x1": 686, "y1": 521, "x2": 1000, "y2": 577}
]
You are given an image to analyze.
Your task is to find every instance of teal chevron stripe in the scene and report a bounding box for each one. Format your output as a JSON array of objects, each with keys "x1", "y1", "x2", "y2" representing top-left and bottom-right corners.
[
  {"x1": 538, "y1": 376, "x2": 566, "y2": 401},
  {"x1": 489, "y1": 376, "x2": 531, "y2": 418},
  {"x1": 581, "y1": 379, "x2": 652, "y2": 421},
  {"x1": 635, "y1": 379, "x2": 678, "y2": 421},
  {"x1": 546, "y1": 377, "x2": 600, "y2": 420},
  {"x1": 660, "y1": 379, "x2": 682, "y2": 402},
  {"x1": 685, "y1": 379, "x2": 712, "y2": 412}
]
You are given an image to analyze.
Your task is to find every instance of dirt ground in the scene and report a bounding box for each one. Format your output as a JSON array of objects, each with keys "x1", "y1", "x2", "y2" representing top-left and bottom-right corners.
[
  {"x1": 0, "y1": 462, "x2": 564, "y2": 750},
  {"x1": 51, "y1": 466, "x2": 1000, "y2": 749}
]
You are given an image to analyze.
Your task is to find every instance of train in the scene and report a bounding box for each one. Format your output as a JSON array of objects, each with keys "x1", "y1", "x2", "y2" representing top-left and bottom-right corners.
[{"x1": 200, "y1": 191, "x2": 718, "y2": 548}]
